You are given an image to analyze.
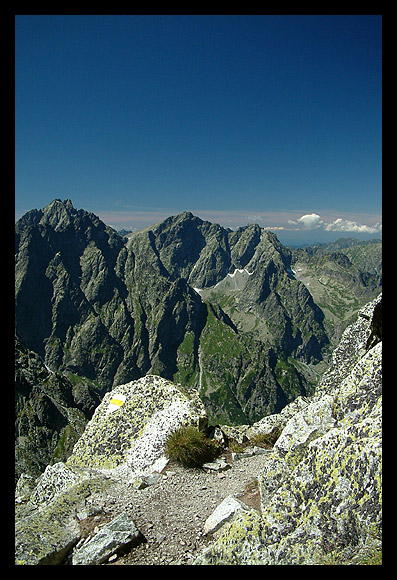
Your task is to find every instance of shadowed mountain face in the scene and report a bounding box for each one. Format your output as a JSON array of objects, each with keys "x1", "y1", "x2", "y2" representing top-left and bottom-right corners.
[
  {"x1": 15, "y1": 332, "x2": 102, "y2": 482},
  {"x1": 15, "y1": 200, "x2": 380, "y2": 426}
]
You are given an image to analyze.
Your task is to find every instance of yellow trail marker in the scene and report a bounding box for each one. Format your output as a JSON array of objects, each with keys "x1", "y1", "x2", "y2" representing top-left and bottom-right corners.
[
  {"x1": 107, "y1": 393, "x2": 127, "y2": 413},
  {"x1": 110, "y1": 398, "x2": 124, "y2": 406}
]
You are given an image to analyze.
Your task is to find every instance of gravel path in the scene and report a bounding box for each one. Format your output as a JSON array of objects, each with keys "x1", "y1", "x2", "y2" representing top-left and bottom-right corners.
[{"x1": 76, "y1": 450, "x2": 271, "y2": 565}]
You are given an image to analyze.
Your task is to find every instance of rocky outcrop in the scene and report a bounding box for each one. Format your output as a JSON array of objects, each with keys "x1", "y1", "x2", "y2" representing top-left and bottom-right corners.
[
  {"x1": 67, "y1": 374, "x2": 207, "y2": 473},
  {"x1": 14, "y1": 296, "x2": 382, "y2": 565},
  {"x1": 15, "y1": 463, "x2": 114, "y2": 565},
  {"x1": 195, "y1": 294, "x2": 382, "y2": 565}
]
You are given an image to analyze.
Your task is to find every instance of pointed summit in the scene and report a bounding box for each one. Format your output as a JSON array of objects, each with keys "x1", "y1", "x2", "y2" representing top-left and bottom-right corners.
[{"x1": 40, "y1": 199, "x2": 77, "y2": 231}]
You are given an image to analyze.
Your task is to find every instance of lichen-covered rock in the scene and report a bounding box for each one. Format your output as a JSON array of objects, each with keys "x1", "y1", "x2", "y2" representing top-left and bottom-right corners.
[
  {"x1": 316, "y1": 293, "x2": 382, "y2": 397},
  {"x1": 67, "y1": 375, "x2": 208, "y2": 474},
  {"x1": 221, "y1": 394, "x2": 312, "y2": 447},
  {"x1": 26, "y1": 461, "x2": 82, "y2": 509},
  {"x1": 195, "y1": 295, "x2": 382, "y2": 565},
  {"x1": 72, "y1": 513, "x2": 145, "y2": 565},
  {"x1": 15, "y1": 375, "x2": 208, "y2": 565},
  {"x1": 273, "y1": 394, "x2": 336, "y2": 466},
  {"x1": 15, "y1": 472, "x2": 112, "y2": 565}
]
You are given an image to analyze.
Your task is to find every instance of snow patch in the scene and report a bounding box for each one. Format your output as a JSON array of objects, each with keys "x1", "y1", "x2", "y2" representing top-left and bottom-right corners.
[
  {"x1": 227, "y1": 268, "x2": 254, "y2": 278},
  {"x1": 193, "y1": 267, "x2": 254, "y2": 294}
]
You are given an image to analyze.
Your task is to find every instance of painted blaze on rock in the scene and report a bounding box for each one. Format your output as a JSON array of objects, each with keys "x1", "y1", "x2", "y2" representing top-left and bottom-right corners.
[{"x1": 67, "y1": 375, "x2": 208, "y2": 473}]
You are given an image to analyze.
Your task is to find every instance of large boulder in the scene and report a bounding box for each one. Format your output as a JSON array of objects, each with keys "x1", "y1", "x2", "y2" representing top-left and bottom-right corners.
[
  {"x1": 195, "y1": 294, "x2": 382, "y2": 565},
  {"x1": 67, "y1": 375, "x2": 208, "y2": 475}
]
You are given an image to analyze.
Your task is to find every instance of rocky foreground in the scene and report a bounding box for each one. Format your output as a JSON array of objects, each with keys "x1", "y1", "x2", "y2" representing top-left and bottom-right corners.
[{"x1": 15, "y1": 294, "x2": 381, "y2": 565}]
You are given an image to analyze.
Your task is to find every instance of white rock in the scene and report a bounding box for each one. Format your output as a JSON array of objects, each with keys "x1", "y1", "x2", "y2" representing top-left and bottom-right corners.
[
  {"x1": 67, "y1": 375, "x2": 207, "y2": 475},
  {"x1": 72, "y1": 513, "x2": 144, "y2": 565},
  {"x1": 203, "y1": 495, "x2": 249, "y2": 534},
  {"x1": 202, "y1": 458, "x2": 231, "y2": 472},
  {"x1": 231, "y1": 449, "x2": 254, "y2": 461}
]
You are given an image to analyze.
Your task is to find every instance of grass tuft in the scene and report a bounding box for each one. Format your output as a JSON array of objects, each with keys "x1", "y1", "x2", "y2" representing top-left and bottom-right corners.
[{"x1": 165, "y1": 425, "x2": 220, "y2": 467}]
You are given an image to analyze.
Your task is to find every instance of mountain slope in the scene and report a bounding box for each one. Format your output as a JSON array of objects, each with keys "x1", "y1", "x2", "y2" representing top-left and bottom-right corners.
[
  {"x1": 15, "y1": 200, "x2": 379, "y2": 429},
  {"x1": 291, "y1": 241, "x2": 381, "y2": 345},
  {"x1": 15, "y1": 200, "x2": 205, "y2": 392},
  {"x1": 15, "y1": 332, "x2": 102, "y2": 482},
  {"x1": 139, "y1": 216, "x2": 328, "y2": 363}
]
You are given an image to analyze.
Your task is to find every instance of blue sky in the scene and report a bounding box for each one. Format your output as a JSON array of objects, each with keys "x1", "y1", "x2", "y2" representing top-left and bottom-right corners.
[{"x1": 15, "y1": 14, "x2": 382, "y2": 244}]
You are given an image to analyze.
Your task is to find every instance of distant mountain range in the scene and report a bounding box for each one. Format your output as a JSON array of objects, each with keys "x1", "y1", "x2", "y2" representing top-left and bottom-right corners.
[
  {"x1": 290, "y1": 238, "x2": 381, "y2": 344},
  {"x1": 15, "y1": 199, "x2": 381, "y2": 478}
]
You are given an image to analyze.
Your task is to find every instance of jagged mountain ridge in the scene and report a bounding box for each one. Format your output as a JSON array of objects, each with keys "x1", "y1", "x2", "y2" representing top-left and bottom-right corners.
[
  {"x1": 130, "y1": 211, "x2": 328, "y2": 361},
  {"x1": 15, "y1": 199, "x2": 379, "y2": 429}
]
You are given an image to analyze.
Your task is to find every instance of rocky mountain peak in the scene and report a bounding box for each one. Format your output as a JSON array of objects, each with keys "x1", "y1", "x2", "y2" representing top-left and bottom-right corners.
[{"x1": 39, "y1": 199, "x2": 76, "y2": 231}]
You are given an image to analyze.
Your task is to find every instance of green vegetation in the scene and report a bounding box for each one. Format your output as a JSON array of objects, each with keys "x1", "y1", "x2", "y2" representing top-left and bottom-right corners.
[
  {"x1": 164, "y1": 425, "x2": 221, "y2": 467},
  {"x1": 362, "y1": 550, "x2": 382, "y2": 565},
  {"x1": 173, "y1": 331, "x2": 199, "y2": 387}
]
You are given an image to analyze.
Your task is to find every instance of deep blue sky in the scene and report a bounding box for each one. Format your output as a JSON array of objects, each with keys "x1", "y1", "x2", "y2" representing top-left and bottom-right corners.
[{"x1": 15, "y1": 14, "x2": 382, "y2": 244}]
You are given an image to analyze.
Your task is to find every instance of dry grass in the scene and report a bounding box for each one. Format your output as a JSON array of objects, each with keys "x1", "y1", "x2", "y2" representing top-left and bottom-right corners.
[{"x1": 164, "y1": 425, "x2": 221, "y2": 467}]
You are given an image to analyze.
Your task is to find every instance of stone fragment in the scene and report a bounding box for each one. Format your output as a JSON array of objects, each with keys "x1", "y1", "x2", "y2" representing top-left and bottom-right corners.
[
  {"x1": 72, "y1": 513, "x2": 145, "y2": 565},
  {"x1": 202, "y1": 458, "x2": 231, "y2": 472},
  {"x1": 131, "y1": 473, "x2": 162, "y2": 489},
  {"x1": 231, "y1": 449, "x2": 254, "y2": 461},
  {"x1": 203, "y1": 495, "x2": 249, "y2": 535},
  {"x1": 253, "y1": 446, "x2": 271, "y2": 456}
]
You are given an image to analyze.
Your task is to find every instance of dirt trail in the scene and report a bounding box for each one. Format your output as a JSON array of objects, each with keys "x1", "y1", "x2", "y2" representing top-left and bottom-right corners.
[{"x1": 76, "y1": 451, "x2": 271, "y2": 565}]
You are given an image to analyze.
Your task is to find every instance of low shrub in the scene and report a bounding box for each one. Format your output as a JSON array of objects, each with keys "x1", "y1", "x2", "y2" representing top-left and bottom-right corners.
[{"x1": 165, "y1": 425, "x2": 220, "y2": 467}]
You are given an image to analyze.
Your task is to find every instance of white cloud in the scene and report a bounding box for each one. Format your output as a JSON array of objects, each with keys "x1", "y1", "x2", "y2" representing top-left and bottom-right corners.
[
  {"x1": 324, "y1": 218, "x2": 382, "y2": 234},
  {"x1": 298, "y1": 213, "x2": 324, "y2": 229},
  {"x1": 287, "y1": 213, "x2": 324, "y2": 229},
  {"x1": 288, "y1": 213, "x2": 382, "y2": 234}
]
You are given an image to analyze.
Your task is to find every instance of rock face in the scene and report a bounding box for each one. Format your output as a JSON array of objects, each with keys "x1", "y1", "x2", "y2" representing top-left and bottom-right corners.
[
  {"x1": 15, "y1": 199, "x2": 381, "y2": 429},
  {"x1": 15, "y1": 375, "x2": 207, "y2": 565},
  {"x1": 15, "y1": 462, "x2": 114, "y2": 565},
  {"x1": 195, "y1": 294, "x2": 382, "y2": 565},
  {"x1": 291, "y1": 240, "x2": 382, "y2": 346},
  {"x1": 14, "y1": 296, "x2": 381, "y2": 565}
]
